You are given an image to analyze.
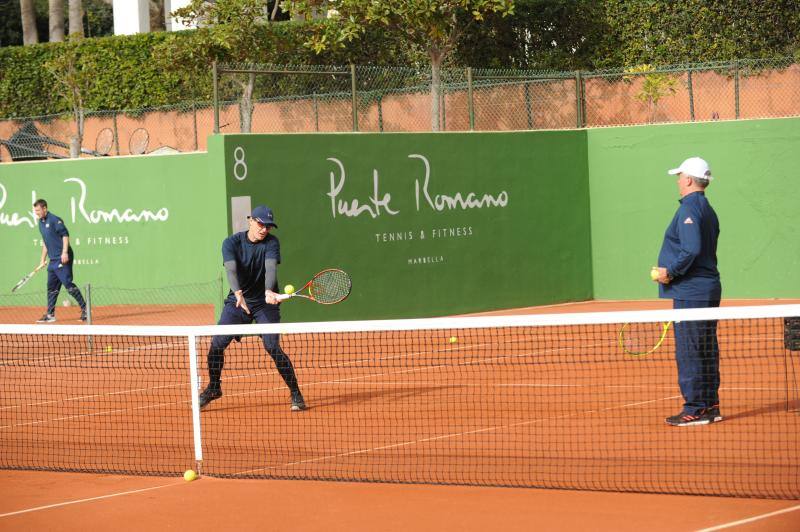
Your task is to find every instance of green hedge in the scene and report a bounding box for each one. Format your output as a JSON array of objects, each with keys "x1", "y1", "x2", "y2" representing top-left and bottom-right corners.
[
  {"x1": 2, "y1": 0, "x2": 799, "y2": 118},
  {"x1": 0, "y1": 21, "x2": 410, "y2": 118}
]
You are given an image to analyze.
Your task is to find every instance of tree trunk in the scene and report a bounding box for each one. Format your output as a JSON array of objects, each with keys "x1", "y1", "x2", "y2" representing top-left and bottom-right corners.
[
  {"x1": 21, "y1": 0, "x2": 39, "y2": 45},
  {"x1": 49, "y1": 0, "x2": 65, "y2": 42},
  {"x1": 71, "y1": 88, "x2": 84, "y2": 158},
  {"x1": 429, "y1": 48, "x2": 444, "y2": 132},
  {"x1": 69, "y1": 0, "x2": 83, "y2": 37},
  {"x1": 239, "y1": 73, "x2": 256, "y2": 134}
]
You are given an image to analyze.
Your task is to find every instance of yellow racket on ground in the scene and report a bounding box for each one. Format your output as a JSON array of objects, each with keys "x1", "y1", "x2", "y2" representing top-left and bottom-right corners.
[{"x1": 618, "y1": 321, "x2": 672, "y2": 356}]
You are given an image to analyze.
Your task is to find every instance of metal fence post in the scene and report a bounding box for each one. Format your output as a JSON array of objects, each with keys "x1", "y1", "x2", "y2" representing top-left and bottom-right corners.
[
  {"x1": 350, "y1": 64, "x2": 359, "y2": 132},
  {"x1": 212, "y1": 61, "x2": 220, "y2": 134},
  {"x1": 192, "y1": 102, "x2": 198, "y2": 151},
  {"x1": 687, "y1": 69, "x2": 695, "y2": 122},
  {"x1": 441, "y1": 84, "x2": 446, "y2": 131},
  {"x1": 377, "y1": 94, "x2": 384, "y2": 133},
  {"x1": 467, "y1": 67, "x2": 475, "y2": 131},
  {"x1": 313, "y1": 93, "x2": 319, "y2": 132},
  {"x1": 734, "y1": 60, "x2": 740, "y2": 119},
  {"x1": 575, "y1": 70, "x2": 585, "y2": 128},
  {"x1": 524, "y1": 82, "x2": 533, "y2": 129}
]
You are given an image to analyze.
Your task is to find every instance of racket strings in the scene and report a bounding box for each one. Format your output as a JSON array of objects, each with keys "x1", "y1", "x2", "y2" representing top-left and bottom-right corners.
[
  {"x1": 621, "y1": 322, "x2": 668, "y2": 355},
  {"x1": 309, "y1": 269, "x2": 352, "y2": 304}
]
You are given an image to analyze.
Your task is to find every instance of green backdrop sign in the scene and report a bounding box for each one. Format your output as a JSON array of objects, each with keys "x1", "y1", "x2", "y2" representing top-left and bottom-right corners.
[
  {"x1": 2, "y1": 117, "x2": 797, "y2": 323},
  {"x1": 0, "y1": 153, "x2": 227, "y2": 304},
  {"x1": 217, "y1": 132, "x2": 593, "y2": 321}
]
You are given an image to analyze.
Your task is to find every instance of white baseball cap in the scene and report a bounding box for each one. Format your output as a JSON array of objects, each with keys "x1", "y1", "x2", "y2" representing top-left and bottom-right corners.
[{"x1": 667, "y1": 157, "x2": 713, "y2": 180}]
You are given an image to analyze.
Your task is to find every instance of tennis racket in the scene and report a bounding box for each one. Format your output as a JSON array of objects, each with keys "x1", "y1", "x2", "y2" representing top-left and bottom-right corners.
[
  {"x1": 94, "y1": 127, "x2": 114, "y2": 156},
  {"x1": 11, "y1": 263, "x2": 46, "y2": 293},
  {"x1": 129, "y1": 127, "x2": 149, "y2": 155},
  {"x1": 618, "y1": 321, "x2": 672, "y2": 356},
  {"x1": 276, "y1": 269, "x2": 351, "y2": 305}
]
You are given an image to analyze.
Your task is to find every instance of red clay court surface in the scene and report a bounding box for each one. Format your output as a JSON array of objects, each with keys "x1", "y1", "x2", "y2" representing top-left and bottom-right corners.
[{"x1": 1, "y1": 299, "x2": 799, "y2": 531}]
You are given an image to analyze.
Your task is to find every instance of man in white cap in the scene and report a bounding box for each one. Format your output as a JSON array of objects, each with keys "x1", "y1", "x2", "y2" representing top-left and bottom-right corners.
[{"x1": 654, "y1": 157, "x2": 722, "y2": 426}]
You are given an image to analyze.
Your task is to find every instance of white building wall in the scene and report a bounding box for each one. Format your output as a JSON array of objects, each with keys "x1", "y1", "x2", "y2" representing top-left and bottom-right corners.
[
  {"x1": 112, "y1": 0, "x2": 150, "y2": 35},
  {"x1": 165, "y1": 0, "x2": 197, "y2": 32}
]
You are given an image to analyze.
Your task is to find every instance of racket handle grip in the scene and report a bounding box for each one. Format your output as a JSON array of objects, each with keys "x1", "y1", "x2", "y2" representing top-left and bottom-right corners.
[{"x1": 276, "y1": 293, "x2": 292, "y2": 301}]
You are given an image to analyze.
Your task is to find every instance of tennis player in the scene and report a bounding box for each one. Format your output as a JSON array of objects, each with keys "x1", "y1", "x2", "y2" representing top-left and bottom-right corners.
[
  {"x1": 33, "y1": 199, "x2": 87, "y2": 323},
  {"x1": 654, "y1": 157, "x2": 722, "y2": 426},
  {"x1": 198, "y1": 205, "x2": 306, "y2": 412}
]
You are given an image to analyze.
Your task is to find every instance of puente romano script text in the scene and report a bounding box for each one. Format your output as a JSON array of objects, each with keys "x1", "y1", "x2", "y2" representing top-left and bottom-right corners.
[
  {"x1": 326, "y1": 154, "x2": 509, "y2": 219},
  {"x1": 0, "y1": 178, "x2": 169, "y2": 229}
]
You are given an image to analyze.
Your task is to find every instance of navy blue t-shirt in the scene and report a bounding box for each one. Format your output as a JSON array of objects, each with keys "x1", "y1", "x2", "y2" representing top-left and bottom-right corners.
[
  {"x1": 222, "y1": 231, "x2": 281, "y2": 307},
  {"x1": 38, "y1": 212, "x2": 73, "y2": 262},
  {"x1": 658, "y1": 191, "x2": 721, "y2": 300}
]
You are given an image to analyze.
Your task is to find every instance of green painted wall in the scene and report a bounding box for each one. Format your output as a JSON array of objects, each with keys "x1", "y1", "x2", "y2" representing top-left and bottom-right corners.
[
  {"x1": 219, "y1": 131, "x2": 593, "y2": 321},
  {"x1": 0, "y1": 153, "x2": 228, "y2": 305},
  {"x1": 588, "y1": 117, "x2": 800, "y2": 300},
  {"x1": 4, "y1": 118, "x2": 795, "y2": 322}
]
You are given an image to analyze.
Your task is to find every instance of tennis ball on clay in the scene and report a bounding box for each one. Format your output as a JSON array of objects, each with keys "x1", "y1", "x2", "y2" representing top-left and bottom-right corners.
[
  {"x1": 284, "y1": 284, "x2": 295, "y2": 294},
  {"x1": 183, "y1": 469, "x2": 198, "y2": 482},
  {"x1": 448, "y1": 336, "x2": 458, "y2": 344},
  {"x1": 650, "y1": 268, "x2": 660, "y2": 281},
  {"x1": 105, "y1": 346, "x2": 113, "y2": 353}
]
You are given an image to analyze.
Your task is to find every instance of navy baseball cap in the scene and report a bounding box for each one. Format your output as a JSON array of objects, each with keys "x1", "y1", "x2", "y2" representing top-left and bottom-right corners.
[{"x1": 250, "y1": 205, "x2": 278, "y2": 228}]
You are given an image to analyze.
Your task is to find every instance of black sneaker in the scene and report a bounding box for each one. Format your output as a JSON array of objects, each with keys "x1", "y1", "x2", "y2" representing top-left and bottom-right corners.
[
  {"x1": 80, "y1": 308, "x2": 87, "y2": 322},
  {"x1": 36, "y1": 314, "x2": 56, "y2": 323},
  {"x1": 665, "y1": 406, "x2": 722, "y2": 426},
  {"x1": 290, "y1": 390, "x2": 307, "y2": 412},
  {"x1": 198, "y1": 387, "x2": 222, "y2": 410}
]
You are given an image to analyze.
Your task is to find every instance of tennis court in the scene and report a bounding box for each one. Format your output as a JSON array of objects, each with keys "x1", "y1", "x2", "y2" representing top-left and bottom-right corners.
[{"x1": 2, "y1": 299, "x2": 799, "y2": 531}]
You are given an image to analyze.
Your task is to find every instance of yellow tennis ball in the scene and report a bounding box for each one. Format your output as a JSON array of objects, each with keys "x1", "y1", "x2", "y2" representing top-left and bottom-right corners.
[
  {"x1": 105, "y1": 345, "x2": 113, "y2": 353},
  {"x1": 448, "y1": 336, "x2": 458, "y2": 344},
  {"x1": 183, "y1": 469, "x2": 198, "y2": 482},
  {"x1": 284, "y1": 284, "x2": 295, "y2": 294},
  {"x1": 650, "y1": 268, "x2": 660, "y2": 281}
]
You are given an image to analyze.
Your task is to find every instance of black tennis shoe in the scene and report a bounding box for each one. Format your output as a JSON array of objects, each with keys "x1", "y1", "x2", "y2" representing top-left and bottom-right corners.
[
  {"x1": 198, "y1": 387, "x2": 222, "y2": 410},
  {"x1": 665, "y1": 406, "x2": 722, "y2": 426},
  {"x1": 290, "y1": 390, "x2": 307, "y2": 411}
]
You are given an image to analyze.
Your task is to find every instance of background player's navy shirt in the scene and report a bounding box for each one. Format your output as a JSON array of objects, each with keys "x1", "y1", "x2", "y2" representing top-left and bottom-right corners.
[
  {"x1": 658, "y1": 191, "x2": 721, "y2": 300},
  {"x1": 222, "y1": 231, "x2": 280, "y2": 307},
  {"x1": 38, "y1": 212, "x2": 72, "y2": 261}
]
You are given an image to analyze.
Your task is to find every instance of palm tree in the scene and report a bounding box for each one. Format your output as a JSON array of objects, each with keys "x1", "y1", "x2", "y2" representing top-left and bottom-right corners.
[
  {"x1": 21, "y1": 0, "x2": 39, "y2": 45},
  {"x1": 69, "y1": 0, "x2": 83, "y2": 37},
  {"x1": 50, "y1": 0, "x2": 65, "y2": 42}
]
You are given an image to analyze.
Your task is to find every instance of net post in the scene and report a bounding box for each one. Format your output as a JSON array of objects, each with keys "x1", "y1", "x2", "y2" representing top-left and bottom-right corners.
[
  {"x1": 84, "y1": 282, "x2": 93, "y2": 353},
  {"x1": 188, "y1": 333, "x2": 204, "y2": 473},
  {"x1": 85, "y1": 282, "x2": 92, "y2": 325}
]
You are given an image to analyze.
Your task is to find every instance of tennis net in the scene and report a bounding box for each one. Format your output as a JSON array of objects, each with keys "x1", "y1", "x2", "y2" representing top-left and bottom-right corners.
[{"x1": 1, "y1": 304, "x2": 798, "y2": 498}]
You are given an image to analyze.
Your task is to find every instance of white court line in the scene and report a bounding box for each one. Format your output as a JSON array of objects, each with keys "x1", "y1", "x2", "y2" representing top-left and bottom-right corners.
[
  {"x1": 696, "y1": 503, "x2": 800, "y2": 531},
  {"x1": 232, "y1": 393, "x2": 681, "y2": 475},
  {"x1": 0, "y1": 481, "x2": 184, "y2": 518}
]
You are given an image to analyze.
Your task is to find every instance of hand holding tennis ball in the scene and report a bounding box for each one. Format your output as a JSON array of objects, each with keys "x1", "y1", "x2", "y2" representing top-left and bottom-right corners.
[
  {"x1": 284, "y1": 284, "x2": 295, "y2": 295},
  {"x1": 650, "y1": 267, "x2": 660, "y2": 281}
]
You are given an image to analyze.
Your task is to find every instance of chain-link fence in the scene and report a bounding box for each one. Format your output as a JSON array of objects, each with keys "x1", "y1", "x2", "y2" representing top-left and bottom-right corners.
[
  {"x1": 0, "y1": 102, "x2": 217, "y2": 163},
  {"x1": 2, "y1": 58, "x2": 798, "y2": 163}
]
